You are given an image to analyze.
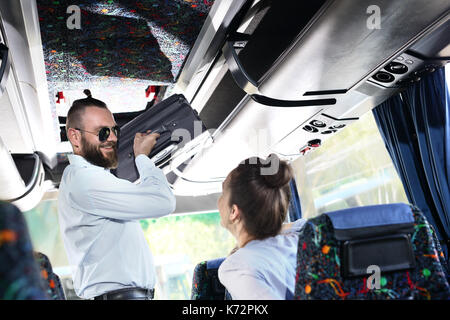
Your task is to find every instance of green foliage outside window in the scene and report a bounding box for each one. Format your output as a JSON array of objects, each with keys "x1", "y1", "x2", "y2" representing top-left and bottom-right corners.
[{"x1": 141, "y1": 212, "x2": 236, "y2": 267}]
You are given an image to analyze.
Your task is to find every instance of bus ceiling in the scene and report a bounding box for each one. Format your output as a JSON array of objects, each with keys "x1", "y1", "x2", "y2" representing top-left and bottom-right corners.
[{"x1": 0, "y1": 0, "x2": 449, "y2": 199}]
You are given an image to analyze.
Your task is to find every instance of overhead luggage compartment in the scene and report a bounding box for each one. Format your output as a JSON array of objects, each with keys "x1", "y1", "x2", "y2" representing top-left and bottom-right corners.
[{"x1": 167, "y1": 0, "x2": 450, "y2": 196}]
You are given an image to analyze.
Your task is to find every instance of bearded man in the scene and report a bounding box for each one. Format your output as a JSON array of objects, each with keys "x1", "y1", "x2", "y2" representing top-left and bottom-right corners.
[{"x1": 57, "y1": 91, "x2": 176, "y2": 300}]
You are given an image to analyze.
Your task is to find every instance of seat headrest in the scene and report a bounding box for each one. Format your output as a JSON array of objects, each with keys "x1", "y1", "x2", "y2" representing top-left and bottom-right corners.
[
  {"x1": 324, "y1": 203, "x2": 417, "y2": 277},
  {"x1": 206, "y1": 258, "x2": 226, "y2": 270},
  {"x1": 325, "y1": 203, "x2": 415, "y2": 240}
]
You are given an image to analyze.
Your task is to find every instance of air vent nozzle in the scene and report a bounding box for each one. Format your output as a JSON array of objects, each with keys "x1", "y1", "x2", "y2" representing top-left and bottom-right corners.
[
  {"x1": 384, "y1": 62, "x2": 408, "y2": 74},
  {"x1": 372, "y1": 71, "x2": 395, "y2": 83}
]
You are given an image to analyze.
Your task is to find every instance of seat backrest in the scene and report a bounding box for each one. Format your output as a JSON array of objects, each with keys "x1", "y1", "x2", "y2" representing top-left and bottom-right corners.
[
  {"x1": 191, "y1": 257, "x2": 229, "y2": 300},
  {"x1": 0, "y1": 201, "x2": 48, "y2": 300},
  {"x1": 33, "y1": 252, "x2": 66, "y2": 300},
  {"x1": 294, "y1": 203, "x2": 450, "y2": 300}
]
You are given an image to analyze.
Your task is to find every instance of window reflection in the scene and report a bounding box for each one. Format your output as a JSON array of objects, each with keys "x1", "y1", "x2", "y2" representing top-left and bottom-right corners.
[
  {"x1": 23, "y1": 202, "x2": 235, "y2": 300},
  {"x1": 292, "y1": 111, "x2": 409, "y2": 219}
]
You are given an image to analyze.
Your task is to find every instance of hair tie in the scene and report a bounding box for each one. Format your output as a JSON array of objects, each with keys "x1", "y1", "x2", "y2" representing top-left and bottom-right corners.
[{"x1": 83, "y1": 89, "x2": 92, "y2": 99}]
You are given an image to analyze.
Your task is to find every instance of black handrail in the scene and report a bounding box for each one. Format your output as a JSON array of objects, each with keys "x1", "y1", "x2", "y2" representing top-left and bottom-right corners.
[
  {"x1": 223, "y1": 39, "x2": 336, "y2": 108},
  {"x1": 0, "y1": 43, "x2": 11, "y2": 96}
]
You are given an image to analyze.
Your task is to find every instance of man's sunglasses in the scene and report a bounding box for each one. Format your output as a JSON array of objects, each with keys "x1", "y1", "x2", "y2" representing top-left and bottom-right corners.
[{"x1": 75, "y1": 126, "x2": 120, "y2": 142}]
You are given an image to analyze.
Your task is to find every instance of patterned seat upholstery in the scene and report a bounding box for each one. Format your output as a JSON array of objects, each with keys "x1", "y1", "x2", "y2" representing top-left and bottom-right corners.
[
  {"x1": 0, "y1": 201, "x2": 48, "y2": 300},
  {"x1": 34, "y1": 252, "x2": 66, "y2": 300},
  {"x1": 191, "y1": 258, "x2": 230, "y2": 300},
  {"x1": 294, "y1": 203, "x2": 450, "y2": 300},
  {"x1": 428, "y1": 224, "x2": 449, "y2": 281}
]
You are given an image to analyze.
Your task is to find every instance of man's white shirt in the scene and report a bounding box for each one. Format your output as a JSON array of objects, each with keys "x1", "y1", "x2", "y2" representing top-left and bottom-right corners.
[{"x1": 57, "y1": 154, "x2": 176, "y2": 299}]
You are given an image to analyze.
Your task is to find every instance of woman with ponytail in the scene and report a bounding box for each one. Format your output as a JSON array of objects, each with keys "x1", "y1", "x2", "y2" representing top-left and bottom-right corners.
[{"x1": 217, "y1": 154, "x2": 306, "y2": 300}]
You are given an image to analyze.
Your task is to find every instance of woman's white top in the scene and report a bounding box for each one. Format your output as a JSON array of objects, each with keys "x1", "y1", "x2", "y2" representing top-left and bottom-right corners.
[{"x1": 218, "y1": 219, "x2": 306, "y2": 300}]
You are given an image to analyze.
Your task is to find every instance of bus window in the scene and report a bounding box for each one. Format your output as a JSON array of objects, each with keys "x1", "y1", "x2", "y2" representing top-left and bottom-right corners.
[
  {"x1": 23, "y1": 201, "x2": 235, "y2": 300},
  {"x1": 142, "y1": 212, "x2": 235, "y2": 300},
  {"x1": 292, "y1": 111, "x2": 409, "y2": 219},
  {"x1": 23, "y1": 200, "x2": 75, "y2": 298}
]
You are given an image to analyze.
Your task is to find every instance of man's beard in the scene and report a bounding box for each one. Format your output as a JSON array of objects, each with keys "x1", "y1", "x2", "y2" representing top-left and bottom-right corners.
[{"x1": 81, "y1": 136, "x2": 118, "y2": 169}]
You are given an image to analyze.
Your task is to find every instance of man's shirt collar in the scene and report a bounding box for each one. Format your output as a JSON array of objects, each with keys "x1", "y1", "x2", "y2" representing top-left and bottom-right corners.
[{"x1": 68, "y1": 154, "x2": 110, "y2": 171}]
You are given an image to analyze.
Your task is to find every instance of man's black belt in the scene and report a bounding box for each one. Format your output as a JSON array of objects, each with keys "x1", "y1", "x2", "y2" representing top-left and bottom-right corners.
[{"x1": 94, "y1": 287, "x2": 155, "y2": 300}]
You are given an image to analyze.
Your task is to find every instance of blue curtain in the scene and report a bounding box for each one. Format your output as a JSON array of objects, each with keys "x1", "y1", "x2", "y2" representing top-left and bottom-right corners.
[
  {"x1": 372, "y1": 67, "x2": 450, "y2": 262},
  {"x1": 288, "y1": 178, "x2": 302, "y2": 221}
]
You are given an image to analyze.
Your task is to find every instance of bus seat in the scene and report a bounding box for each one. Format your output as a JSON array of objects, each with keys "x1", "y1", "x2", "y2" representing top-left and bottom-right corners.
[
  {"x1": 33, "y1": 252, "x2": 66, "y2": 300},
  {"x1": 294, "y1": 203, "x2": 450, "y2": 300},
  {"x1": 0, "y1": 201, "x2": 48, "y2": 299},
  {"x1": 191, "y1": 258, "x2": 231, "y2": 300},
  {"x1": 428, "y1": 224, "x2": 450, "y2": 280}
]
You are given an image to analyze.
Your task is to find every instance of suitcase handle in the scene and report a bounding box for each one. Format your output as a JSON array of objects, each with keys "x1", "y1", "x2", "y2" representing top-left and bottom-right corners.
[
  {"x1": 151, "y1": 125, "x2": 171, "y2": 136},
  {"x1": 151, "y1": 121, "x2": 179, "y2": 136},
  {"x1": 149, "y1": 124, "x2": 183, "y2": 159}
]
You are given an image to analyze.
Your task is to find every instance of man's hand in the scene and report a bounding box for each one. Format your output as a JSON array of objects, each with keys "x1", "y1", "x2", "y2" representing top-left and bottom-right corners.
[{"x1": 134, "y1": 130, "x2": 161, "y2": 157}]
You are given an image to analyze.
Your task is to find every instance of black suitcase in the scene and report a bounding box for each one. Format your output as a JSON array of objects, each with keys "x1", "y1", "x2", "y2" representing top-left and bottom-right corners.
[{"x1": 112, "y1": 94, "x2": 206, "y2": 182}]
